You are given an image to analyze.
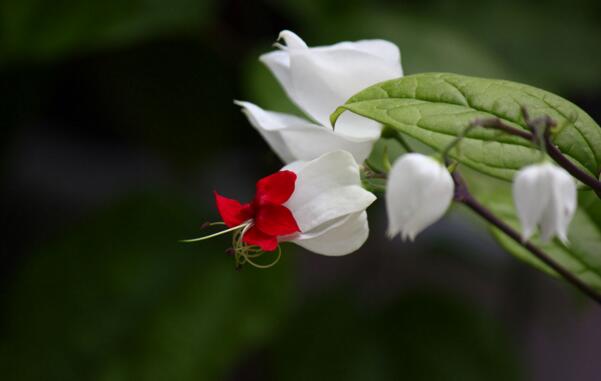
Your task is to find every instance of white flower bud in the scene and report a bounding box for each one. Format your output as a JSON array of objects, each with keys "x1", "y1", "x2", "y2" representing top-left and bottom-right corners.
[
  {"x1": 513, "y1": 162, "x2": 577, "y2": 243},
  {"x1": 386, "y1": 153, "x2": 454, "y2": 241}
]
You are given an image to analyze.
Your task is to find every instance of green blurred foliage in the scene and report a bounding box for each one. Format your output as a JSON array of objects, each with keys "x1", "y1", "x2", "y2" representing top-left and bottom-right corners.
[
  {"x1": 271, "y1": 292, "x2": 523, "y2": 381},
  {"x1": 88, "y1": 42, "x2": 236, "y2": 165},
  {"x1": 0, "y1": 194, "x2": 293, "y2": 380},
  {"x1": 0, "y1": 0, "x2": 215, "y2": 64}
]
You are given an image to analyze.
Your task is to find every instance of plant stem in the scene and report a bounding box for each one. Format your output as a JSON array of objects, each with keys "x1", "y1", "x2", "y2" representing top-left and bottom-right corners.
[
  {"x1": 470, "y1": 117, "x2": 532, "y2": 140},
  {"x1": 393, "y1": 134, "x2": 414, "y2": 153},
  {"x1": 471, "y1": 116, "x2": 601, "y2": 198},
  {"x1": 543, "y1": 132, "x2": 601, "y2": 198},
  {"x1": 441, "y1": 124, "x2": 477, "y2": 160},
  {"x1": 452, "y1": 171, "x2": 601, "y2": 306}
]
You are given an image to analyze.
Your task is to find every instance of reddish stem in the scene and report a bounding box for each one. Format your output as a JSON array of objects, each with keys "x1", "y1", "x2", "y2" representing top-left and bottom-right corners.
[
  {"x1": 471, "y1": 116, "x2": 601, "y2": 198},
  {"x1": 452, "y1": 171, "x2": 601, "y2": 306}
]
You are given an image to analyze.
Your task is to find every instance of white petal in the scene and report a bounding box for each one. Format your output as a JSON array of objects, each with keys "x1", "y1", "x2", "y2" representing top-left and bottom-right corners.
[
  {"x1": 288, "y1": 43, "x2": 403, "y2": 128},
  {"x1": 539, "y1": 203, "x2": 559, "y2": 243},
  {"x1": 290, "y1": 211, "x2": 370, "y2": 256},
  {"x1": 351, "y1": 39, "x2": 402, "y2": 68},
  {"x1": 334, "y1": 111, "x2": 383, "y2": 142},
  {"x1": 386, "y1": 153, "x2": 454, "y2": 240},
  {"x1": 257, "y1": 30, "x2": 306, "y2": 111},
  {"x1": 260, "y1": 31, "x2": 402, "y2": 130},
  {"x1": 280, "y1": 159, "x2": 306, "y2": 174},
  {"x1": 280, "y1": 127, "x2": 377, "y2": 164},
  {"x1": 403, "y1": 165, "x2": 453, "y2": 240},
  {"x1": 284, "y1": 151, "x2": 376, "y2": 232},
  {"x1": 512, "y1": 164, "x2": 551, "y2": 241},
  {"x1": 235, "y1": 100, "x2": 302, "y2": 163},
  {"x1": 277, "y1": 30, "x2": 308, "y2": 50},
  {"x1": 541, "y1": 165, "x2": 577, "y2": 243},
  {"x1": 236, "y1": 100, "x2": 377, "y2": 164},
  {"x1": 553, "y1": 168, "x2": 577, "y2": 243}
]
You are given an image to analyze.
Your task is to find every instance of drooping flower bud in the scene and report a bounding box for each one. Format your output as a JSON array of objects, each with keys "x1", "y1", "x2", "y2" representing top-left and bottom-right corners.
[
  {"x1": 512, "y1": 162, "x2": 577, "y2": 243},
  {"x1": 386, "y1": 153, "x2": 454, "y2": 241}
]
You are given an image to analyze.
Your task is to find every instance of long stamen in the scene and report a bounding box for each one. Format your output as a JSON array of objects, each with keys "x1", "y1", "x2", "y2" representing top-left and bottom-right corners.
[
  {"x1": 244, "y1": 245, "x2": 282, "y2": 269},
  {"x1": 180, "y1": 222, "x2": 249, "y2": 243},
  {"x1": 232, "y1": 223, "x2": 282, "y2": 269},
  {"x1": 200, "y1": 221, "x2": 226, "y2": 230}
]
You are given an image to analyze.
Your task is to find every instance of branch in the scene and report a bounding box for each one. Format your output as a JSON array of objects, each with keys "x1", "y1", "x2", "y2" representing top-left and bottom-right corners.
[
  {"x1": 381, "y1": 125, "x2": 414, "y2": 153},
  {"x1": 470, "y1": 115, "x2": 601, "y2": 198},
  {"x1": 470, "y1": 117, "x2": 532, "y2": 140},
  {"x1": 392, "y1": 133, "x2": 414, "y2": 153},
  {"x1": 452, "y1": 171, "x2": 601, "y2": 306},
  {"x1": 543, "y1": 131, "x2": 601, "y2": 198}
]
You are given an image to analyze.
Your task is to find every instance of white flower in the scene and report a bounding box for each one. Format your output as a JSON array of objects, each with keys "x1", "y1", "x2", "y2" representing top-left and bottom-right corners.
[
  {"x1": 386, "y1": 153, "x2": 454, "y2": 241},
  {"x1": 236, "y1": 30, "x2": 403, "y2": 164},
  {"x1": 211, "y1": 150, "x2": 375, "y2": 257},
  {"x1": 513, "y1": 162, "x2": 577, "y2": 243},
  {"x1": 282, "y1": 150, "x2": 377, "y2": 255}
]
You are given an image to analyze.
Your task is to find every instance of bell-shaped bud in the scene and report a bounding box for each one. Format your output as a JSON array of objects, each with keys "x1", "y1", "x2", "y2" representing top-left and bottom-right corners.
[
  {"x1": 512, "y1": 162, "x2": 577, "y2": 243},
  {"x1": 386, "y1": 153, "x2": 454, "y2": 241}
]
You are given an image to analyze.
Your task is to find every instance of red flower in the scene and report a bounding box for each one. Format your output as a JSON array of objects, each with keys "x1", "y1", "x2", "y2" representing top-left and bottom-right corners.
[{"x1": 214, "y1": 170, "x2": 300, "y2": 251}]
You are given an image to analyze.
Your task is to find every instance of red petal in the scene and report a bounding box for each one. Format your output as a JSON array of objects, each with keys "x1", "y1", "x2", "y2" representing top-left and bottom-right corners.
[
  {"x1": 243, "y1": 225, "x2": 278, "y2": 251},
  {"x1": 255, "y1": 204, "x2": 300, "y2": 237},
  {"x1": 214, "y1": 191, "x2": 253, "y2": 227},
  {"x1": 255, "y1": 170, "x2": 297, "y2": 206}
]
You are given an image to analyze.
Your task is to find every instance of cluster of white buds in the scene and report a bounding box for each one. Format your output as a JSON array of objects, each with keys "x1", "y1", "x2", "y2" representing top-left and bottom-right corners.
[{"x1": 384, "y1": 153, "x2": 577, "y2": 243}]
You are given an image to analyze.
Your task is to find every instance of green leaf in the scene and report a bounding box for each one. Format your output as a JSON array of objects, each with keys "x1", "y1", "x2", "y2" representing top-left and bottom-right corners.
[
  {"x1": 332, "y1": 73, "x2": 601, "y2": 181},
  {"x1": 465, "y1": 172, "x2": 601, "y2": 293},
  {"x1": 0, "y1": 193, "x2": 293, "y2": 380}
]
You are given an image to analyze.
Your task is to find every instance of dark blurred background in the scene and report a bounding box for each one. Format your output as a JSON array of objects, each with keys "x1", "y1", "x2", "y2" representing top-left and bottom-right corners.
[{"x1": 1, "y1": 0, "x2": 601, "y2": 380}]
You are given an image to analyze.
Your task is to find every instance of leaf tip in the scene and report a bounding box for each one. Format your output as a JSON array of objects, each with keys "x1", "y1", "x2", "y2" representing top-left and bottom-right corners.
[{"x1": 329, "y1": 106, "x2": 348, "y2": 130}]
